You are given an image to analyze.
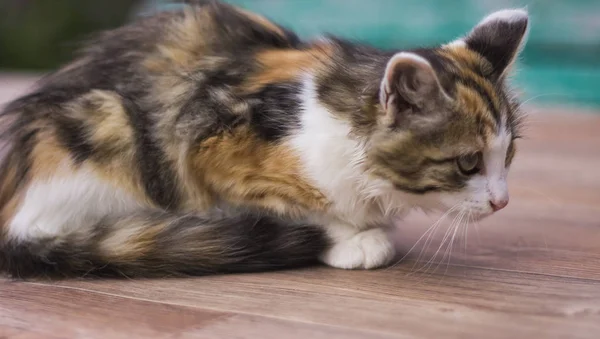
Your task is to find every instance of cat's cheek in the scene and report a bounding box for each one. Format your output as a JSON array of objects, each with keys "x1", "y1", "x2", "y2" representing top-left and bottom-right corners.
[
  {"x1": 461, "y1": 176, "x2": 500, "y2": 217},
  {"x1": 436, "y1": 176, "x2": 493, "y2": 217},
  {"x1": 432, "y1": 191, "x2": 468, "y2": 213}
]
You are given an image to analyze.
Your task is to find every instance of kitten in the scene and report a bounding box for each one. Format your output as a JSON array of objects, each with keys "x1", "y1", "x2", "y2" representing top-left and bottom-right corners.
[{"x1": 0, "y1": 1, "x2": 527, "y2": 278}]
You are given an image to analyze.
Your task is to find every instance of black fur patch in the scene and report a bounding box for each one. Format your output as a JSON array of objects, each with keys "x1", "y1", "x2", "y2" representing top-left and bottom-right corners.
[
  {"x1": 457, "y1": 76, "x2": 501, "y2": 125},
  {"x1": 249, "y1": 82, "x2": 302, "y2": 141},
  {"x1": 393, "y1": 183, "x2": 441, "y2": 194},
  {"x1": 465, "y1": 15, "x2": 528, "y2": 76},
  {"x1": 0, "y1": 212, "x2": 328, "y2": 279},
  {"x1": 205, "y1": 0, "x2": 302, "y2": 51},
  {"x1": 53, "y1": 111, "x2": 95, "y2": 164},
  {"x1": 0, "y1": 239, "x2": 104, "y2": 279},
  {"x1": 176, "y1": 65, "x2": 249, "y2": 139},
  {"x1": 120, "y1": 96, "x2": 183, "y2": 209}
]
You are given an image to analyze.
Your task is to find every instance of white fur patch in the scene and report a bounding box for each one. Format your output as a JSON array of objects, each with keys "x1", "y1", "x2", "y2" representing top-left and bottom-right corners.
[
  {"x1": 289, "y1": 75, "x2": 413, "y2": 227},
  {"x1": 445, "y1": 8, "x2": 529, "y2": 52},
  {"x1": 380, "y1": 52, "x2": 434, "y2": 111},
  {"x1": 290, "y1": 75, "x2": 368, "y2": 224},
  {"x1": 439, "y1": 124, "x2": 512, "y2": 216},
  {"x1": 386, "y1": 52, "x2": 431, "y2": 69},
  {"x1": 484, "y1": 126, "x2": 511, "y2": 202},
  {"x1": 319, "y1": 227, "x2": 396, "y2": 269},
  {"x1": 8, "y1": 168, "x2": 142, "y2": 241},
  {"x1": 443, "y1": 39, "x2": 467, "y2": 49},
  {"x1": 478, "y1": 8, "x2": 528, "y2": 26}
]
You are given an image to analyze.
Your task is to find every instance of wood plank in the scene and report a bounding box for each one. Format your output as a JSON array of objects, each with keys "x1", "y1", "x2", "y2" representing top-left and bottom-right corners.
[
  {"x1": 0, "y1": 281, "x2": 393, "y2": 339},
  {"x1": 191, "y1": 314, "x2": 397, "y2": 339},
  {"x1": 34, "y1": 268, "x2": 600, "y2": 339},
  {"x1": 0, "y1": 280, "x2": 229, "y2": 338}
]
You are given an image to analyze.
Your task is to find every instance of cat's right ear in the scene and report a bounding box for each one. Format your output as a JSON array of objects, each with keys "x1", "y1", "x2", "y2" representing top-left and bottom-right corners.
[
  {"x1": 459, "y1": 9, "x2": 529, "y2": 80},
  {"x1": 379, "y1": 52, "x2": 446, "y2": 127}
]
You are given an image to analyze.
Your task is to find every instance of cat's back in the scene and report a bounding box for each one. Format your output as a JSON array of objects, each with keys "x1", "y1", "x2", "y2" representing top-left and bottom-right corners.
[
  {"x1": 0, "y1": 1, "x2": 314, "y2": 217},
  {"x1": 15, "y1": 2, "x2": 301, "y2": 98}
]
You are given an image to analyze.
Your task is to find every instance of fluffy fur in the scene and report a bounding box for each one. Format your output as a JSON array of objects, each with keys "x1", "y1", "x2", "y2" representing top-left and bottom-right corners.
[{"x1": 0, "y1": 0, "x2": 528, "y2": 278}]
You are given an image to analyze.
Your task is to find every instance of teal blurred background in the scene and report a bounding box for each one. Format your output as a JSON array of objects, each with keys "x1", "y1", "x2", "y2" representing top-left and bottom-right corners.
[{"x1": 1, "y1": 0, "x2": 598, "y2": 108}]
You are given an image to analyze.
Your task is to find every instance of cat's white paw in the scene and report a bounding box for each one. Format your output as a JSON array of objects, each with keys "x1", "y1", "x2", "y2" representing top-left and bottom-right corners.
[{"x1": 320, "y1": 228, "x2": 396, "y2": 269}]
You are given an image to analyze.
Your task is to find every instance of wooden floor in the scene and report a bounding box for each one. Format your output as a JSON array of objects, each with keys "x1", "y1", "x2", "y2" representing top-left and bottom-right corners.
[{"x1": 1, "y1": 75, "x2": 599, "y2": 338}]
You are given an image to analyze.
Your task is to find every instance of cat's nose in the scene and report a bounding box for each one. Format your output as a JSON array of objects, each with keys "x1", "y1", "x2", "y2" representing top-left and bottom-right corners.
[{"x1": 489, "y1": 198, "x2": 509, "y2": 212}]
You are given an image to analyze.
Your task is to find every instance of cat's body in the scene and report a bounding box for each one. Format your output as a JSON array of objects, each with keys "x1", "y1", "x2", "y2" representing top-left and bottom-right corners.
[{"x1": 0, "y1": 1, "x2": 528, "y2": 278}]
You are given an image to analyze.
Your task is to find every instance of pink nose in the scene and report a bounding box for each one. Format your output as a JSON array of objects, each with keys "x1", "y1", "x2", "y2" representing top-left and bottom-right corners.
[{"x1": 489, "y1": 199, "x2": 509, "y2": 212}]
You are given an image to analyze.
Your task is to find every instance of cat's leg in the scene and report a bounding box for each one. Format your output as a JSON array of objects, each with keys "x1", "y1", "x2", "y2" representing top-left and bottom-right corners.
[{"x1": 319, "y1": 223, "x2": 396, "y2": 269}]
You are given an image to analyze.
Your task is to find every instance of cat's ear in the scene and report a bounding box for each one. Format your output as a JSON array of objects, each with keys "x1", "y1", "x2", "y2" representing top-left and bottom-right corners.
[
  {"x1": 461, "y1": 9, "x2": 529, "y2": 79},
  {"x1": 379, "y1": 52, "x2": 446, "y2": 127}
]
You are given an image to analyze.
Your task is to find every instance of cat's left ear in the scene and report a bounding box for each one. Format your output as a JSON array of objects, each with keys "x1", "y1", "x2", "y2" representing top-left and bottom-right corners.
[
  {"x1": 379, "y1": 52, "x2": 448, "y2": 128},
  {"x1": 457, "y1": 9, "x2": 530, "y2": 79}
]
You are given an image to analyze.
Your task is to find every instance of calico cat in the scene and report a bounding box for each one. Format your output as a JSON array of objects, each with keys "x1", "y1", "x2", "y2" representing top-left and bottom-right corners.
[{"x1": 0, "y1": 0, "x2": 528, "y2": 278}]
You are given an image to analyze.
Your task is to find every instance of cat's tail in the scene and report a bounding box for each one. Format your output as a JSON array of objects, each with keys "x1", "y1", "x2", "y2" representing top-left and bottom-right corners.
[{"x1": 0, "y1": 211, "x2": 327, "y2": 279}]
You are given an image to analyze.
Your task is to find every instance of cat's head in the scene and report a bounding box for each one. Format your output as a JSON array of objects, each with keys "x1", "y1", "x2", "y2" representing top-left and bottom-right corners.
[{"x1": 369, "y1": 9, "x2": 529, "y2": 219}]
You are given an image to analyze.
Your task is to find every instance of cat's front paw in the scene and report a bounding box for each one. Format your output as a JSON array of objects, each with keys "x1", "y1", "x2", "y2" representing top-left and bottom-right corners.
[{"x1": 320, "y1": 228, "x2": 396, "y2": 269}]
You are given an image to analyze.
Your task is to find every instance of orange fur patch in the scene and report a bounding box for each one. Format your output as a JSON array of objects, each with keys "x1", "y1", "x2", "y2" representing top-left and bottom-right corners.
[
  {"x1": 69, "y1": 90, "x2": 134, "y2": 149},
  {"x1": 99, "y1": 220, "x2": 164, "y2": 261},
  {"x1": 441, "y1": 45, "x2": 494, "y2": 77},
  {"x1": 190, "y1": 126, "x2": 329, "y2": 216},
  {"x1": 439, "y1": 46, "x2": 502, "y2": 128},
  {"x1": 241, "y1": 46, "x2": 333, "y2": 93},
  {"x1": 0, "y1": 162, "x2": 23, "y2": 231},
  {"x1": 29, "y1": 131, "x2": 70, "y2": 180},
  {"x1": 143, "y1": 8, "x2": 213, "y2": 73},
  {"x1": 455, "y1": 84, "x2": 497, "y2": 135}
]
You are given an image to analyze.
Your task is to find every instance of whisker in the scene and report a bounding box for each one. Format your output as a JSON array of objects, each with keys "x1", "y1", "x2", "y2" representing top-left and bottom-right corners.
[
  {"x1": 419, "y1": 213, "x2": 459, "y2": 274},
  {"x1": 471, "y1": 212, "x2": 482, "y2": 244},
  {"x1": 419, "y1": 209, "x2": 465, "y2": 282},
  {"x1": 396, "y1": 209, "x2": 450, "y2": 265},
  {"x1": 411, "y1": 205, "x2": 459, "y2": 268},
  {"x1": 464, "y1": 210, "x2": 473, "y2": 277},
  {"x1": 412, "y1": 209, "x2": 463, "y2": 278},
  {"x1": 394, "y1": 204, "x2": 459, "y2": 272},
  {"x1": 440, "y1": 209, "x2": 466, "y2": 279},
  {"x1": 519, "y1": 92, "x2": 567, "y2": 107}
]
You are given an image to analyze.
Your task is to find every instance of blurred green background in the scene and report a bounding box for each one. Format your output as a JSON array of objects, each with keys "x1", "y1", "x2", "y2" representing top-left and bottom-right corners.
[{"x1": 1, "y1": 0, "x2": 598, "y2": 108}]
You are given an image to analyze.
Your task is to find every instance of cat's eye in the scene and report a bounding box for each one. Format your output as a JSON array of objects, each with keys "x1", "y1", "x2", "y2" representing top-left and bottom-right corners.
[{"x1": 457, "y1": 152, "x2": 483, "y2": 175}]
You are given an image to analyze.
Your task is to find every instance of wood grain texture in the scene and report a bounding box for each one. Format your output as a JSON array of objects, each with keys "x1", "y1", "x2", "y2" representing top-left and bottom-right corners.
[{"x1": 1, "y1": 75, "x2": 600, "y2": 338}]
